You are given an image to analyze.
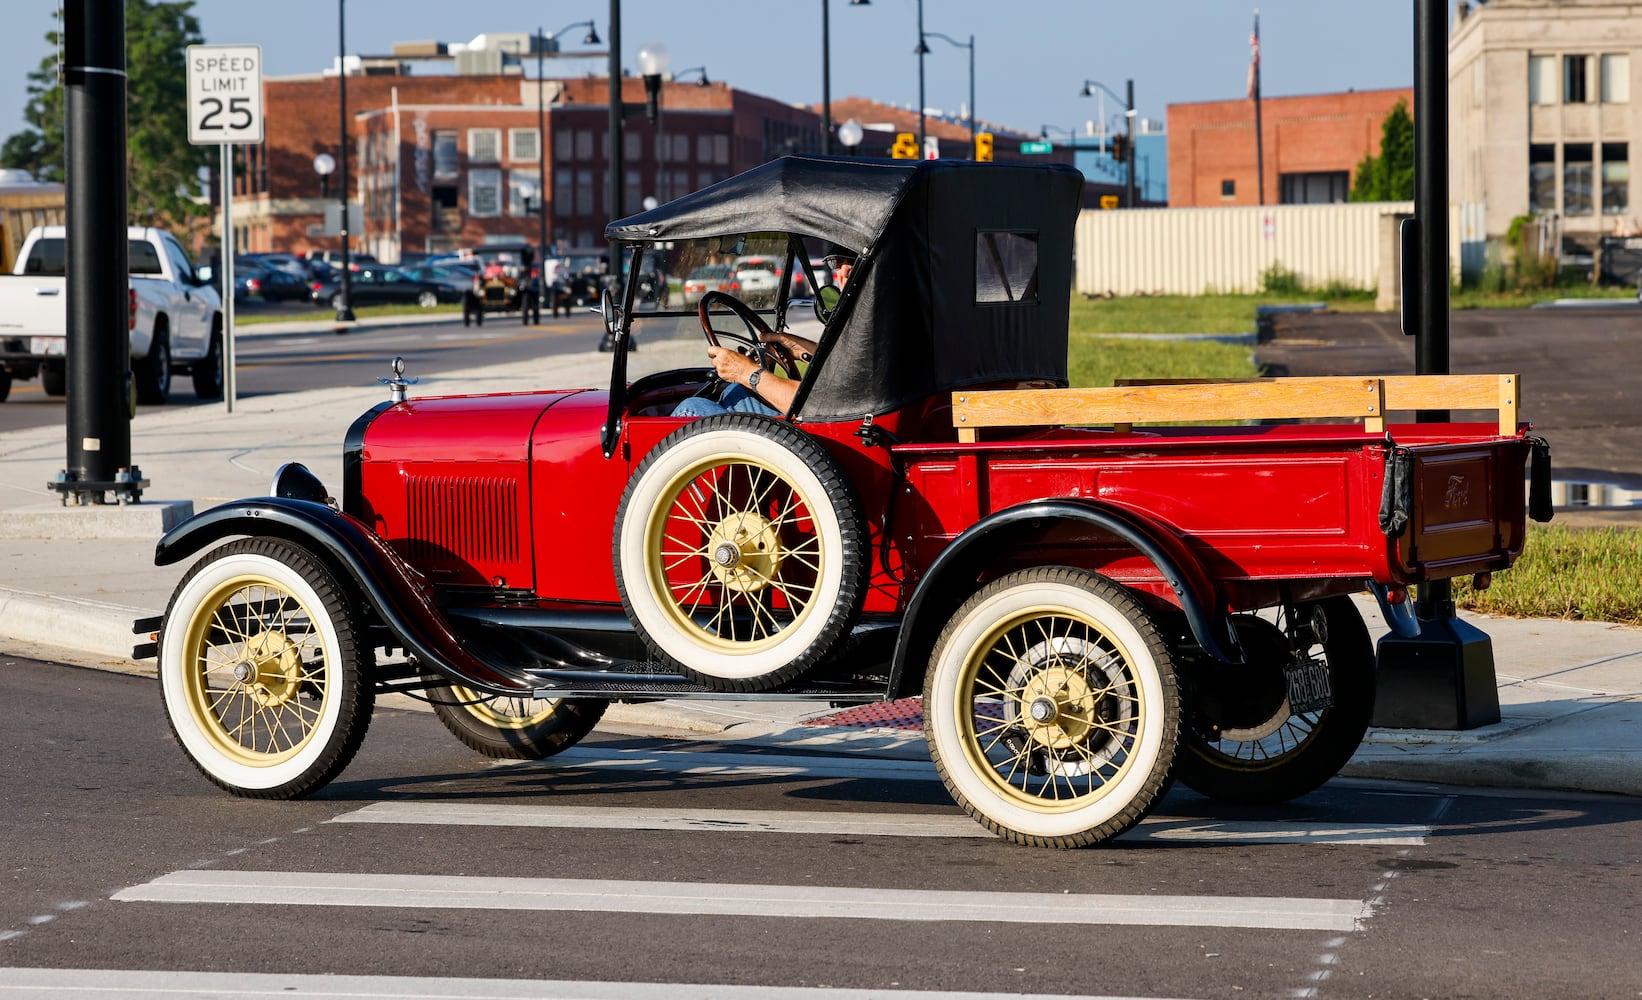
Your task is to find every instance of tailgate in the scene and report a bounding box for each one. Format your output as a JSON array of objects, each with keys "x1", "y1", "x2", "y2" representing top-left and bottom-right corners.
[
  {"x1": 1390, "y1": 435, "x2": 1533, "y2": 581},
  {"x1": 0, "y1": 276, "x2": 68, "y2": 350}
]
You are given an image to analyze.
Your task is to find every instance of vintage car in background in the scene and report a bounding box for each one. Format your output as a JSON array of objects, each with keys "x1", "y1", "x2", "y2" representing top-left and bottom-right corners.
[
  {"x1": 459, "y1": 242, "x2": 539, "y2": 326},
  {"x1": 139, "y1": 157, "x2": 1549, "y2": 848}
]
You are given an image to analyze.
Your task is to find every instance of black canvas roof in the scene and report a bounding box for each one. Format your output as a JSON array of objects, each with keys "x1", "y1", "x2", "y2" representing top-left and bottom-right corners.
[{"x1": 607, "y1": 156, "x2": 1086, "y2": 421}]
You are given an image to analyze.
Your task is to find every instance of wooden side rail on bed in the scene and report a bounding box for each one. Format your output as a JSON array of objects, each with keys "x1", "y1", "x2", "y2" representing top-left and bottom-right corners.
[{"x1": 950, "y1": 374, "x2": 1520, "y2": 443}]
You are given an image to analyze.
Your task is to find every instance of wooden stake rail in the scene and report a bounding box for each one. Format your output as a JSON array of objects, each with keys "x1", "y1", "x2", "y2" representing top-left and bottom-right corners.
[{"x1": 951, "y1": 374, "x2": 1520, "y2": 443}]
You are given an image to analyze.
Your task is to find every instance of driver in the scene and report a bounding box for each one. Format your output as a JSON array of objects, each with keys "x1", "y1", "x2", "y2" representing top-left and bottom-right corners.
[{"x1": 674, "y1": 330, "x2": 816, "y2": 418}]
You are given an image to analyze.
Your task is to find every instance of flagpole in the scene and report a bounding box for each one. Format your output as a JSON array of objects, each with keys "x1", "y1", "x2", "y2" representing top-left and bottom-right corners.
[{"x1": 1252, "y1": 9, "x2": 1265, "y2": 206}]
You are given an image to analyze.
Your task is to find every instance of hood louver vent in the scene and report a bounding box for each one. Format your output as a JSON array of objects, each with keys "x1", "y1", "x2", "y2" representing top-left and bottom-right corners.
[{"x1": 405, "y1": 475, "x2": 520, "y2": 567}]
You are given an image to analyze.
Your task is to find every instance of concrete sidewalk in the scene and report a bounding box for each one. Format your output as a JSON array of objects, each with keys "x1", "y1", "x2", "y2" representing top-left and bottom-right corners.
[{"x1": 2, "y1": 340, "x2": 1638, "y2": 798}]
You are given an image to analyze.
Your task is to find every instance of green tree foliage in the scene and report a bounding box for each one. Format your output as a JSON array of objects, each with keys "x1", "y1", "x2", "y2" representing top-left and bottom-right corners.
[
  {"x1": 1, "y1": 2, "x2": 211, "y2": 231},
  {"x1": 1349, "y1": 98, "x2": 1415, "y2": 202}
]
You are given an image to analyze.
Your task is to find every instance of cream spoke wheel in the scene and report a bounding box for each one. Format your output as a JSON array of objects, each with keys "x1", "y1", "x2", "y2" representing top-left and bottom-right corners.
[
  {"x1": 421, "y1": 670, "x2": 608, "y2": 761},
  {"x1": 1177, "y1": 596, "x2": 1377, "y2": 804},
  {"x1": 158, "y1": 539, "x2": 372, "y2": 799},
  {"x1": 615, "y1": 414, "x2": 867, "y2": 691},
  {"x1": 925, "y1": 567, "x2": 1179, "y2": 848}
]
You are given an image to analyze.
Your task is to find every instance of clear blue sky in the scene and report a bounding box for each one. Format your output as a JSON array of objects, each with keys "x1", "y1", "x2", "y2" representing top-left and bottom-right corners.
[{"x1": 1, "y1": 1, "x2": 1414, "y2": 154}]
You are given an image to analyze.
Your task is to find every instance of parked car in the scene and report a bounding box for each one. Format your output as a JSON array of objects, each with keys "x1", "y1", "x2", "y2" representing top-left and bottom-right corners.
[
  {"x1": 0, "y1": 225, "x2": 222, "y2": 404},
  {"x1": 140, "y1": 156, "x2": 1546, "y2": 849},
  {"x1": 402, "y1": 263, "x2": 478, "y2": 296},
  {"x1": 241, "y1": 253, "x2": 313, "y2": 279},
  {"x1": 680, "y1": 263, "x2": 737, "y2": 306},
  {"x1": 308, "y1": 265, "x2": 460, "y2": 310},
  {"x1": 234, "y1": 262, "x2": 310, "y2": 303},
  {"x1": 456, "y1": 243, "x2": 539, "y2": 326},
  {"x1": 732, "y1": 255, "x2": 782, "y2": 302}
]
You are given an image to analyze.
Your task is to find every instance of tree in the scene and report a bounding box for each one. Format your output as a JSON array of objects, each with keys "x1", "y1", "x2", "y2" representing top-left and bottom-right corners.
[
  {"x1": 1, "y1": 2, "x2": 212, "y2": 231},
  {"x1": 1349, "y1": 98, "x2": 1415, "y2": 202}
]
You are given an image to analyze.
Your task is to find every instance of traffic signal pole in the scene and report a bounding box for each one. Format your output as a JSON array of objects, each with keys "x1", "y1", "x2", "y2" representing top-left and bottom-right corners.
[{"x1": 51, "y1": 0, "x2": 144, "y2": 505}]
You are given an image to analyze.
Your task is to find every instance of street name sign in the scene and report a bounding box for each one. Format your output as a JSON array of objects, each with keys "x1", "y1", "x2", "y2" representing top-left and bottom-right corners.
[
  {"x1": 1019, "y1": 141, "x2": 1053, "y2": 154},
  {"x1": 186, "y1": 44, "x2": 264, "y2": 145}
]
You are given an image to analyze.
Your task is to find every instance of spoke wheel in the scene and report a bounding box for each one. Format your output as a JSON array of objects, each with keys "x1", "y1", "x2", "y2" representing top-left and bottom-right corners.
[
  {"x1": 1176, "y1": 596, "x2": 1375, "y2": 803},
  {"x1": 158, "y1": 539, "x2": 373, "y2": 798},
  {"x1": 615, "y1": 413, "x2": 866, "y2": 691},
  {"x1": 925, "y1": 567, "x2": 1178, "y2": 848},
  {"x1": 422, "y1": 671, "x2": 607, "y2": 760}
]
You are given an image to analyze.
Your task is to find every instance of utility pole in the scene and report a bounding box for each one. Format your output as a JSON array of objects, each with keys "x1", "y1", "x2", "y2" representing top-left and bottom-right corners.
[
  {"x1": 335, "y1": 0, "x2": 355, "y2": 322},
  {"x1": 1125, "y1": 79, "x2": 1137, "y2": 208}
]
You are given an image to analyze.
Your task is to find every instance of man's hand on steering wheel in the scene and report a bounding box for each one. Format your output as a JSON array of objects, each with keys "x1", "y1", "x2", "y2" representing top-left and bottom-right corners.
[{"x1": 697, "y1": 290, "x2": 800, "y2": 379}]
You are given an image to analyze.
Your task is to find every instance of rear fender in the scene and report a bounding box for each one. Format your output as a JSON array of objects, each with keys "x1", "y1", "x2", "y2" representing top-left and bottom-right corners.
[
  {"x1": 155, "y1": 498, "x2": 538, "y2": 695},
  {"x1": 886, "y1": 499, "x2": 1242, "y2": 699}
]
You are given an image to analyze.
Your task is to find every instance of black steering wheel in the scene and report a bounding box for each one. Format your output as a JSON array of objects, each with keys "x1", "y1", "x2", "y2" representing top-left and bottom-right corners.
[{"x1": 697, "y1": 290, "x2": 801, "y2": 379}]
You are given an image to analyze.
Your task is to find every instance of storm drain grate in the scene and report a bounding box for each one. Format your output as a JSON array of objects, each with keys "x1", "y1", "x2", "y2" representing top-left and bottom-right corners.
[{"x1": 805, "y1": 698, "x2": 926, "y2": 731}]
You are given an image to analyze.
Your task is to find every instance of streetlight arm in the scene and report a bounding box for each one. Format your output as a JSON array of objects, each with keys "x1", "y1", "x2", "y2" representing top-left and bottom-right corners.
[
  {"x1": 921, "y1": 30, "x2": 971, "y2": 50},
  {"x1": 1079, "y1": 78, "x2": 1132, "y2": 111}
]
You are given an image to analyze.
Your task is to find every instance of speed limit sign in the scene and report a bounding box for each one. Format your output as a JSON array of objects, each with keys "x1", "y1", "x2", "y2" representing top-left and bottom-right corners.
[{"x1": 186, "y1": 44, "x2": 264, "y2": 145}]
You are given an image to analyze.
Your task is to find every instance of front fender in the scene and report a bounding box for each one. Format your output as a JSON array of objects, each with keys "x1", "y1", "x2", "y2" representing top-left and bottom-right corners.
[
  {"x1": 886, "y1": 499, "x2": 1242, "y2": 699},
  {"x1": 156, "y1": 498, "x2": 539, "y2": 695}
]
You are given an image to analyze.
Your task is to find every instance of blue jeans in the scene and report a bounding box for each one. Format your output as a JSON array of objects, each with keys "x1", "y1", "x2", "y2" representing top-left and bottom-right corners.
[{"x1": 673, "y1": 383, "x2": 777, "y2": 418}]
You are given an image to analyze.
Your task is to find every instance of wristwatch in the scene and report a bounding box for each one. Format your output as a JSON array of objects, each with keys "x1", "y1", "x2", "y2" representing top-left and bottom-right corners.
[{"x1": 747, "y1": 369, "x2": 762, "y2": 392}]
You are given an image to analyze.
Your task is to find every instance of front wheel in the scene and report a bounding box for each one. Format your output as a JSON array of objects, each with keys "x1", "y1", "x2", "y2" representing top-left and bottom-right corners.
[
  {"x1": 421, "y1": 671, "x2": 607, "y2": 760},
  {"x1": 417, "y1": 290, "x2": 438, "y2": 308},
  {"x1": 925, "y1": 567, "x2": 1179, "y2": 848},
  {"x1": 1176, "y1": 596, "x2": 1376, "y2": 803},
  {"x1": 192, "y1": 326, "x2": 224, "y2": 400},
  {"x1": 157, "y1": 538, "x2": 374, "y2": 798},
  {"x1": 42, "y1": 365, "x2": 66, "y2": 397},
  {"x1": 134, "y1": 332, "x2": 171, "y2": 405}
]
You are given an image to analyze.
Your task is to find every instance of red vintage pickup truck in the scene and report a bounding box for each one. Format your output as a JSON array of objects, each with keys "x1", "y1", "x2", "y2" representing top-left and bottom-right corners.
[{"x1": 140, "y1": 157, "x2": 1547, "y2": 848}]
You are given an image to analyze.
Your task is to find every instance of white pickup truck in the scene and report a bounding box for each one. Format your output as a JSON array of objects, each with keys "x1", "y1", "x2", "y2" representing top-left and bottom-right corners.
[{"x1": 0, "y1": 225, "x2": 222, "y2": 404}]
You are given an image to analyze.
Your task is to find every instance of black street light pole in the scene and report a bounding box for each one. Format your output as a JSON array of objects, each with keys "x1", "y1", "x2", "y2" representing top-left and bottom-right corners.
[
  {"x1": 607, "y1": 0, "x2": 622, "y2": 232},
  {"x1": 335, "y1": 0, "x2": 355, "y2": 322},
  {"x1": 821, "y1": 0, "x2": 869, "y2": 155},
  {"x1": 1080, "y1": 77, "x2": 1138, "y2": 208},
  {"x1": 537, "y1": 20, "x2": 601, "y2": 261},
  {"x1": 923, "y1": 31, "x2": 974, "y2": 158},
  {"x1": 915, "y1": 0, "x2": 925, "y2": 151}
]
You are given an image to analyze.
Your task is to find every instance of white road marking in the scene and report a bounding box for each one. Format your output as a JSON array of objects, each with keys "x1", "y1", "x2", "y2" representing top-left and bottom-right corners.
[
  {"x1": 0, "y1": 968, "x2": 1193, "y2": 1000},
  {"x1": 330, "y1": 801, "x2": 1428, "y2": 846},
  {"x1": 112, "y1": 870, "x2": 1371, "y2": 931}
]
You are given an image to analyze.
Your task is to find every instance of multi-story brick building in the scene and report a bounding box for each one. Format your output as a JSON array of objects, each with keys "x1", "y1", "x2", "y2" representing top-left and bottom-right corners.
[{"x1": 1166, "y1": 88, "x2": 1413, "y2": 208}]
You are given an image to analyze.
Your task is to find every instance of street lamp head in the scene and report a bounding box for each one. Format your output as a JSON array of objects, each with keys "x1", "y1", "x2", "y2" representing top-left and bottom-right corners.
[
  {"x1": 519, "y1": 181, "x2": 535, "y2": 201},
  {"x1": 636, "y1": 42, "x2": 670, "y2": 78},
  {"x1": 837, "y1": 118, "x2": 864, "y2": 148},
  {"x1": 312, "y1": 152, "x2": 336, "y2": 176},
  {"x1": 582, "y1": 24, "x2": 601, "y2": 45},
  {"x1": 914, "y1": 38, "x2": 930, "y2": 55},
  {"x1": 1079, "y1": 80, "x2": 1095, "y2": 98}
]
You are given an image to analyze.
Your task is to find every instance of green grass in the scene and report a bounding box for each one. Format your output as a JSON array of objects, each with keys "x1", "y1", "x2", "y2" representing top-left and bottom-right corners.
[
  {"x1": 235, "y1": 303, "x2": 462, "y2": 326},
  {"x1": 1067, "y1": 333, "x2": 1259, "y2": 387},
  {"x1": 1450, "y1": 284, "x2": 1635, "y2": 310},
  {"x1": 1070, "y1": 292, "x2": 1375, "y2": 336},
  {"x1": 1455, "y1": 523, "x2": 1642, "y2": 626}
]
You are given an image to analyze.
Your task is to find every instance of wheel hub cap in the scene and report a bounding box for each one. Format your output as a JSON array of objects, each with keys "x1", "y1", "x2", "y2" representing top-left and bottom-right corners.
[
  {"x1": 706, "y1": 513, "x2": 781, "y2": 593},
  {"x1": 1018, "y1": 667, "x2": 1099, "y2": 750},
  {"x1": 241, "y1": 630, "x2": 302, "y2": 708}
]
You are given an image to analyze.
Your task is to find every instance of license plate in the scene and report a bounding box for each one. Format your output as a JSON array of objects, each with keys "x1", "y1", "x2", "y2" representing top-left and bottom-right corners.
[
  {"x1": 1283, "y1": 655, "x2": 1334, "y2": 715},
  {"x1": 29, "y1": 337, "x2": 65, "y2": 356}
]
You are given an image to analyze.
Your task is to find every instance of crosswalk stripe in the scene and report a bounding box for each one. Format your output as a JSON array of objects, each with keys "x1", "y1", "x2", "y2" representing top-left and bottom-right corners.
[
  {"x1": 0, "y1": 967, "x2": 1192, "y2": 1000},
  {"x1": 330, "y1": 801, "x2": 1428, "y2": 846},
  {"x1": 112, "y1": 871, "x2": 1371, "y2": 932}
]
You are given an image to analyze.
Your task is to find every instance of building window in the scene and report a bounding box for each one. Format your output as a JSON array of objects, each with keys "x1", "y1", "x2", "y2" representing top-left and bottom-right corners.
[
  {"x1": 1564, "y1": 55, "x2": 1591, "y2": 103},
  {"x1": 468, "y1": 128, "x2": 501, "y2": 164},
  {"x1": 574, "y1": 168, "x2": 594, "y2": 215},
  {"x1": 624, "y1": 132, "x2": 641, "y2": 160},
  {"x1": 697, "y1": 134, "x2": 713, "y2": 163},
  {"x1": 469, "y1": 168, "x2": 502, "y2": 217},
  {"x1": 554, "y1": 130, "x2": 573, "y2": 161},
  {"x1": 1280, "y1": 171, "x2": 1349, "y2": 205},
  {"x1": 625, "y1": 169, "x2": 641, "y2": 210},
  {"x1": 672, "y1": 135, "x2": 689, "y2": 162},
  {"x1": 509, "y1": 128, "x2": 540, "y2": 162},
  {"x1": 1602, "y1": 143, "x2": 1629, "y2": 215},
  {"x1": 432, "y1": 130, "x2": 459, "y2": 180},
  {"x1": 1564, "y1": 143, "x2": 1594, "y2": 216},
  {"x1": 713, "y1": 135, "x2": 730, "y2": 165},
  {"x1": 575, "y1": 130, "x2": 594, "y2": 160},
  {"x1": 1529, "y1": 55, "x2": 1556, "y2": 106},
  {"x1": 1601, "y1": 54, "x2": 1630, "y2": 104},
  {"x1": 553, "y1": 167, "x2": 571, "y2": 216},
  {"x1": 1529, "y1": 144, "x2": 1556, "y2": 214},
  {"x1": 1220, "y1": 178, "x2": 1236, "y2": 199},
  {"x1": 508, "y1": 169, "x2": 542, "y2": 216}
]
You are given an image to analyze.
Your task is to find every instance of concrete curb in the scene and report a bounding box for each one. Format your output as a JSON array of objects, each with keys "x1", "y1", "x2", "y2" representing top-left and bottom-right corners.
[
  {"x1": 0, "y1": 501, "x2": 193, "y2": 539},
  {"x1": 0, "y1": 587, "x2": 151, "y2": 669}
]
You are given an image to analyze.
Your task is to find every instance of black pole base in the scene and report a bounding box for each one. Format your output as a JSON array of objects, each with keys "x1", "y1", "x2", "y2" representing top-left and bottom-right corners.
[
  {"x1": 1372, "y1": 613, "x2": 1501, "y2": 730},
  {"x1": 47, "y1": 465, "x2": 149, "y2": 505}
]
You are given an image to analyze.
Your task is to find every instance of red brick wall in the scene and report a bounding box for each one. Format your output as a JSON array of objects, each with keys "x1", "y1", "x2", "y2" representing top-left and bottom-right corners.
[{"x1": 1167, "y1": 88, "x2": 1412, "y2": 207}]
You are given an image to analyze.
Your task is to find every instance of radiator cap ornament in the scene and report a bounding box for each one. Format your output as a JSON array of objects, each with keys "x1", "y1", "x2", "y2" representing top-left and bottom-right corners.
[{"x1": 379, "y1": 356, "x2": 418, "y2": 403}]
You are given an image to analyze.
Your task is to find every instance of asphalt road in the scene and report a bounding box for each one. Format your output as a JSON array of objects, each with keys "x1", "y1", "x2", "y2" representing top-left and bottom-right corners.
[
  {"x1": 1260, "y1": 305, "x2": 1642, "y2": 488},
  {"x1": 4, "y1": 654, "x2": 1639, "y2": 999},
  {"x1": 0, "y1": 309, "x2": 617, "y2": 435}
]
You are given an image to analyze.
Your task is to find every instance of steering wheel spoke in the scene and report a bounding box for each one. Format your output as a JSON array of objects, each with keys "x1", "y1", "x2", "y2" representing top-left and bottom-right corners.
[{"x1": 697, "y1": 291, "x2": 800, "y2": 380}]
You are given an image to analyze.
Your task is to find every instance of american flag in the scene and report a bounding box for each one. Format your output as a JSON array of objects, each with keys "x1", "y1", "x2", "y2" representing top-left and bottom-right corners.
[{"x1": 1247, "y1": 12, "x2": 1261, "y2": 101}]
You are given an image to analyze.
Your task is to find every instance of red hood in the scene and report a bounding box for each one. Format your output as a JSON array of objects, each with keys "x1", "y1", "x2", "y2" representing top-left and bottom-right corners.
[{"x1": 363, "y1": 389, "x2": 589, "y2": 463}]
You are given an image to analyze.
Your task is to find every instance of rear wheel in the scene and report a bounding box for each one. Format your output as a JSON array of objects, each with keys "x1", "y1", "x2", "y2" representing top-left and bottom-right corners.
[
  {"x1": 417, "y1": 290, "x2": 438, "y2": 308},
  {"x1": 614, "y1": 413, "x2": 867, "y2": 691},
  {"x1": 0, "y1": 369, "x2": 10, "y2": 402},
  {"x1": 421, "y1": 671, "x2": 607, "y2": 760},
  {"x1": 134, "y1": 331, "x2": 171, "y2": 405},
  {"x1": 924, "y1": 567, "x2": 1179, "y2": 848},
  {"x1": 1176, "y1": 596, "x2": 1375, "y2": 804},
  {"x1": 41, "y1": 366, "x2": 65, "y2": 397},
  {"x1": 157, "y1": 538, "x2": 373, "y2": 798},
  {"x1": 192, "y1": 325, "x2": 224, "y2": 400}
]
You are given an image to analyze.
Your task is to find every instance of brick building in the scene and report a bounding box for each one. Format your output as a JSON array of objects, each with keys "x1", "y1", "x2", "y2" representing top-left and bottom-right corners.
[
  {"x1": 1166, "y1": 87, "x2": 1413, "y2": 207},
  {"x1": 234, "y1": 62, "x2": 822, "y2": 261}
]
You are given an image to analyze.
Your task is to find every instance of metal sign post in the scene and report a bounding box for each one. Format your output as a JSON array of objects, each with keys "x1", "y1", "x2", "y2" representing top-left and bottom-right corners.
[{"x1": 186, "y1": 44, "x2": 263, "y2": 414}]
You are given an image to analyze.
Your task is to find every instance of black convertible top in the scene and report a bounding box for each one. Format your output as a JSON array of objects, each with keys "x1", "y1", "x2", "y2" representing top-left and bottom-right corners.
[{"x1": 606, "y1": 155, "x2": 1085, "y2": 421}]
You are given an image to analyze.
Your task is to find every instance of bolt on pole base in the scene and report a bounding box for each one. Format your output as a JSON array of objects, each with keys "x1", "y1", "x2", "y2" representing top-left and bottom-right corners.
[{"x1": 47, "y1": 465, "x2": 149, "y2": 506}]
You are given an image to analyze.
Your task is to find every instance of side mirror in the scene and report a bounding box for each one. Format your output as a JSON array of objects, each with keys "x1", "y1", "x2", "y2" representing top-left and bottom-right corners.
[
  {"x1": 600, "y1": 285, "x2": 621, "y2": 332},
  {"x1": 815, "y1": 283, "x2": 842, "y2": 324}
]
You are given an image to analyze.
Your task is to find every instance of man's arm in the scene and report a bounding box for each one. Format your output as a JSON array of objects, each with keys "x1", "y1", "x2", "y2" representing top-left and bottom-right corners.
[{"x1": 705, "y1": 346, "x2": 799, "y2": 415}]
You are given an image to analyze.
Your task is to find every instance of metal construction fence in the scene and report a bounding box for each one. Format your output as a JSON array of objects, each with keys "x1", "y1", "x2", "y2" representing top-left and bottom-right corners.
[{"x1": 1074, "y1": 200, "x2": 1429, "y2": 297}]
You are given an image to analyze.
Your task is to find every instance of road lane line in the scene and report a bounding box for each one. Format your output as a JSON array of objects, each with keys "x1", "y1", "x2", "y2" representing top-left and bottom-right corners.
[
  {"x1": 112, "y1": 871, "x2": 1371, "y2": 931},
  {"x1": 329, "y1": 801, "x2": 1428, "y2": 846},
  {"x1": 0, "y1": 968, "x2": 1192, "y2": 1000}
]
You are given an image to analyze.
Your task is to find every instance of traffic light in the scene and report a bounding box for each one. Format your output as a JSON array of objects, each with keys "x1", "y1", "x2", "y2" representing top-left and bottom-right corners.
[
  {"x1": 891, "y1": 132, "x2": 919, "y2": 159},
  {"x1": 1110, "y1": 134, "x2": 1129, "y2": 163},
  {"x1": 975, "y1": 131, "x2": 994, "y2": 162}
]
